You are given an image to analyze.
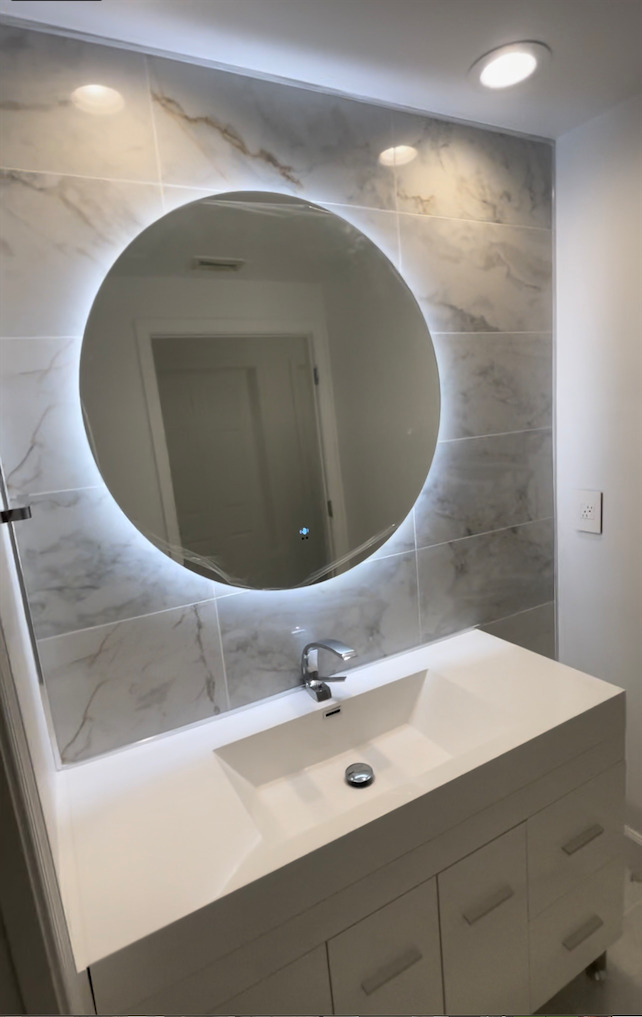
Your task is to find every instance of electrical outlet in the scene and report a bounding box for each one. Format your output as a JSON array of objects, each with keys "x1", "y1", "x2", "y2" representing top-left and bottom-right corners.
[{"x1": 576, "y1": 489, "x2": 603, "y2": 534}]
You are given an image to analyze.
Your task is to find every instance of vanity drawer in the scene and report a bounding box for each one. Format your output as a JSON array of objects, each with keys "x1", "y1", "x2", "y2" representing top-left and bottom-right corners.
[
  {"x1": 438, "y1": 823, "x2": 529, "y2": 1016},
  {"x1": 527, "y1": 762, "x2": 624, "y2": 916},
  {"x1": 327, "y1": 877, "x2": 443, "y2": 1015},
  {"x1": 209, "y1": 945, "x2": 332, "y2": 1016},
  {"x1": 529, "y1": 854, "x2": 624, "y2": 1011}
]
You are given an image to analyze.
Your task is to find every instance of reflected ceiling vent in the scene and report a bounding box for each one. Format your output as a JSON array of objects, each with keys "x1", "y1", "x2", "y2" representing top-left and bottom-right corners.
[{"x1": 190, "y1": 256, "x2": 245, "y2": 272}]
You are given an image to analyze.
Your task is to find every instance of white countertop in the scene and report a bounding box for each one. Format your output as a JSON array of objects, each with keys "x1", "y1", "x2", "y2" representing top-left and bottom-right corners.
[{"x1": 54, "y1": 629, "x2": 623, "y2": 971}]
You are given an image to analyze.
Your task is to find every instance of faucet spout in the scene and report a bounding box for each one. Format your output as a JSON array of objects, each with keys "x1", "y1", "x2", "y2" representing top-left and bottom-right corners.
[{"x1": 301, "y1": 639, "x2": 357, "y2": 701}]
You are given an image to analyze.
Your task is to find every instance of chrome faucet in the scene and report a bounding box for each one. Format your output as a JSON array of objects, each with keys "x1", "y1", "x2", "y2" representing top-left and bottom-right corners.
[{"x1": 301, "y1": 639, "x2": 357, "y2": 702}]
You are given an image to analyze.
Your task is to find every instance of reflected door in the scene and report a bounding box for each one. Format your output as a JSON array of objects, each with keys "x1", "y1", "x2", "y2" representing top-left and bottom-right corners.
[{"x1": 151, "y1": 333, "x2": 330, "y2": 587}]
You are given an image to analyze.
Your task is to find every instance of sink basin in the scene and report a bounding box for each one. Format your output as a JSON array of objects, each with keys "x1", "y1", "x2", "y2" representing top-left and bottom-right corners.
[{"x1": 214, "y1": 669, "x2": 512, "y2": 842}]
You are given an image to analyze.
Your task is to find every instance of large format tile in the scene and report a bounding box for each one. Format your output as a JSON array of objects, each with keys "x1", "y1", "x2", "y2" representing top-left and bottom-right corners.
[
  {"x1": 0, "y1": 25, "x2": 158, "y2": 182},
  {"x1": 391, "y1": 111, "x2": 552, "y2": 228},
  {"x1": 0, "y1": 336, "x2": 101, "y2": 500},
  {"x1": 149, "y1": 57, "x2": 395, "y2": 207},
  {"x1": 39, "y1": 601, "x2": 227, "y2": 763},
  {"x1": 219, "y1": 551, "x2": 420, "y2": 708},
  {"x1": 0, "y1": 170, "x2": 162, "y2": 336},
  {"x1": 415, "y1": 430, "x2": 553, "y2": 547},
  {"x1": 418, "y1": 519, "x2": 554, "y2": 641},
  {"x1": 480, "y1": 602, "x2": 556, "y2": 659},
  {"x1": 399, "y1": 213, "x2": 552, "y2": 333},
  {"x1": 433, "y1": 332, "x2": 552, "y2": 439},
  {"x1": 14, "y1": 488, "x2": 230, "y2": 639}
]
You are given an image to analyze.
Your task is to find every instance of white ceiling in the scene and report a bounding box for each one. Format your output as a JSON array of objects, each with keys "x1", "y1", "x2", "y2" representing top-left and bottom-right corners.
[{"x1": 1, "y1": 0, "x2": 641, "y2": 139}]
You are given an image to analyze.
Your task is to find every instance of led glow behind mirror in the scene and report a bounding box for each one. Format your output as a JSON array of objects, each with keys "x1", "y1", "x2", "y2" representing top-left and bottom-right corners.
[{"x1": 80, "y1": 193, "x2": 440, "y2": 590}]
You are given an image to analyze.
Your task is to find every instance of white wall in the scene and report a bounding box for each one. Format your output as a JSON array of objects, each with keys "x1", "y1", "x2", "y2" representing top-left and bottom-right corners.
[{"x1": 556, "y1": 92, "x2": 642, "y2": 837}]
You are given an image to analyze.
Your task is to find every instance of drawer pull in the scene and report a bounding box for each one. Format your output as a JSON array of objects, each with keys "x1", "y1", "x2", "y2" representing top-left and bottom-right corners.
[
  {"x1": 462, "y1": 885, "x2": 514, "y2": 925},
  {"x1": 562, "y1": 913, "x2": 604, "y2": 952},
  {"x1": 361, "y1": 947, "x2": 423, "y2": 996},
  {"x1": 562, "y1": 823, "x2": 605, "y2": 856}
]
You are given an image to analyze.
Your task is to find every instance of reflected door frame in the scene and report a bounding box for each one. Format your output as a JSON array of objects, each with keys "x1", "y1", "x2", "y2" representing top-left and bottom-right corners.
[{"x1": 135, "y1": 317, "x2": 349, "y2": 583}]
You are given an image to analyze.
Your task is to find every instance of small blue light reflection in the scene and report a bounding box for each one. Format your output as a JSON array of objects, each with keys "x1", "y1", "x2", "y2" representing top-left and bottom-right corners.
[{"x1": 298, "y1": 526, "x2": 310, "y2": 536}]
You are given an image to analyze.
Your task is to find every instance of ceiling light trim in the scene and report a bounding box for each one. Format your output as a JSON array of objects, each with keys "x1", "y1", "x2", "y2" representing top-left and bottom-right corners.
[{"x1": 469, "y1": 41, "x2": 552, "y2": 91}]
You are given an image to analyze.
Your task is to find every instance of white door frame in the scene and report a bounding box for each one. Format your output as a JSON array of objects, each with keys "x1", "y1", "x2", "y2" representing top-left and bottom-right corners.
[{"x1": 135, "y1": 316, "x2": 349, "y2": 576}]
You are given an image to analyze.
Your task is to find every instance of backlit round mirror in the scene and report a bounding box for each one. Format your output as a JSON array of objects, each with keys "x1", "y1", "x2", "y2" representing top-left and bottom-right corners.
[{"x1": 80, "y1": 193, "x2": 440, "y2": 589}]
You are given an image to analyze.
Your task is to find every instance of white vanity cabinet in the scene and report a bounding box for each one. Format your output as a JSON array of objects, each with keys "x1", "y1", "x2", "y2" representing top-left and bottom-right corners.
[
  {"x1": 69, "y1": 634, "x2": 626, "y2": 1017},
  {"x1": 89, "y1": 757, "x2": 625, "y2": 1016}
]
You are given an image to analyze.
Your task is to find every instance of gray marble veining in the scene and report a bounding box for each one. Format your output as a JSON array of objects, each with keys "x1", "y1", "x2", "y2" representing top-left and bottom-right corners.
[
  {"x1": 0, "y1": 336, "x2": 102, "y2": 499},
  {"x1": 0, "y1": 25, "x2": 158, "y2": 182},
  {"x1": 391, "y1": 111, "x2": 552, "y2": 228},
  {"x1": 414, "y1": 430, "x2": 553, "y2": 547},
  {"x1": 433, "y1": 332, "x2": 553, "y2": 439},
  {"x1": 14, "y1": 488, "x2": 232, "y2": 639},
  {"x1": 399, "y1": 213, "x2": 552, "y2": 333},
  {"x1": 148, "y1": 56, "x2": 395, "y2": 208},
  {"x1": 0, "y1": 170, "x2": 162, "y2": 337},
  {"x1": 0, "y1": 22, "x2": 554, "y2": 762},
  {"x1": 418, "y1": 518, "x2": 554, "y2": 642},
  {"x1": 480, "y1": 602, "x2": 556, "y2": 660},
  {"x1": 39, "y1": 600, "x2": 227, "y2": 763},
  {"x1": 218, "y1": 551, "x2": 420, "y2": 709}
]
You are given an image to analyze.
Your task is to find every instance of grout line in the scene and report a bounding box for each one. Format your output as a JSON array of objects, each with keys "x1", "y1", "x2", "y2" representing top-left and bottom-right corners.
[
  {"x1": 143, "y1": 53, "x2": 164, "y2": 199},
  {"x1": 0, "y1": 335, "x2": 83, "y2": 342},
  {"x1": 36, "y1": 592, "x2": 242, "y2": 645},
  {"x1": 0, "y1": 164, "x2": 162, "y2": 189},
  {"x1": 396, "y1": 207, "x2": 552, "y2": 232},
  {"x1": 479, "y1": 600, "x2": 554, "y2": 629},
  {"x1": 412, "y1": 508, "x2": 422, "y2": 641},
  {"x1": 431, "y1": 329, "x2": 553, "y2": 337},
  {"x1": 213, "y1": 599, "x2": 232, "y2": 713},
  {"x1": 437, "y1": 426, "x2": 552, "y2": 444},
  {"x1": 416, "y1": 516, "x2": 554, "y2": 554},
  {"x1": 25, "y1": 485, "x2": 101, "y2": 499}
]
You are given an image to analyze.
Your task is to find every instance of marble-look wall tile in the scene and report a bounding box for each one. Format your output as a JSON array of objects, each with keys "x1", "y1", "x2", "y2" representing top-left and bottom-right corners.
[
  {"x1": 433, "y1": 332, "x2": 553, "y2": 439},
  {"x1": 219, "y1": 551, "x2": 419, "y2": 708},
  {"x1": 0, "y1": 26, "x2": 158, "y2": 182},
  {"x1": 14, "y1": 488, "x2": 233, "y2": 639},
  {"x1": 0, "y1": 170, "x2": 162, "y2": 336},
  {"x1": 38, "y1": 601, "x2": 228, "y2": 763},
  {"x1": 418, "y1": 518, "x2": 554, "y2": 641},
  {"x1": 148, "y1": 57, "x2": 395, "y2": 208},
  {"x1": 480, "y1": 602, "x2": 556, "y2": 660},
  {"x1": 391, "y1": 111, "x2": 552, "y2": 228},
  {"x1": 399, "y1": 213, "x2": 552, "y2": 333},
  {"x1": 415, "y1": 430, "x2": 553, "y2": 548},
  {"x1": 0, "y1": 336, "x2": 102, "y2": 500}
]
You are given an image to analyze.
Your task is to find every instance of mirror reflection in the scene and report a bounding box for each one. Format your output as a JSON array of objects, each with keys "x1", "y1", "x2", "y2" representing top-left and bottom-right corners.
[{"x1": 80, "y1": 193, "x2": 440, "y2": 589}]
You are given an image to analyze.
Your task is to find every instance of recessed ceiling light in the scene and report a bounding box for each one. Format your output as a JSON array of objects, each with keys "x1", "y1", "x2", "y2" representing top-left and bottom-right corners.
[
  {"x1": 469, "y1": 41, "x2": 551, "y2": 90},
  {"x1": 70, "y1": 84, "x2": 125, "y2": 115},
  {"x1": 378, "y1": 145, "x2": 418, "y2": 167}
]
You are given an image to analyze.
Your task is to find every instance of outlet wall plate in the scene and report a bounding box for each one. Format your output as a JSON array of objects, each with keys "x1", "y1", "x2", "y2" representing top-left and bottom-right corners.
[{"x1": 576, "y1": 489, "x2": 603, "y2": 534}]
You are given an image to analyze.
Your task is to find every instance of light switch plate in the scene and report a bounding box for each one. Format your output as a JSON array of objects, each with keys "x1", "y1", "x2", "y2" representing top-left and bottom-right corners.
[{"x1": 576, "y1": 489, "x2": 603, "y2": 534}]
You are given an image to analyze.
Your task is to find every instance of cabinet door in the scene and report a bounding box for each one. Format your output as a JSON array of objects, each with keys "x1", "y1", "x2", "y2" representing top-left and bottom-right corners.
[
  {"x1": 438, "y1": 823, "x2": 529, "y2": 1015},
  {"x1": 327, "y1": 877, "x2": 443, "y2": 1015},
  {"x1": 209, "y1": 945, "x2": 332, "y2": 1016}
]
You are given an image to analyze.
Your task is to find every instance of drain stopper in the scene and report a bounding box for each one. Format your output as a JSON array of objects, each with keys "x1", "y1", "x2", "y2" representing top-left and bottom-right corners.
[{"x1": 345, "y1": 762, "x2": 374, "y2": 787}]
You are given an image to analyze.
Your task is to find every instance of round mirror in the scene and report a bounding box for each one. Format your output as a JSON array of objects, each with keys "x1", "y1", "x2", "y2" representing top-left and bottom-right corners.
[{"x1": 80, "y1": 193, "x2": 440, "y2": 589}]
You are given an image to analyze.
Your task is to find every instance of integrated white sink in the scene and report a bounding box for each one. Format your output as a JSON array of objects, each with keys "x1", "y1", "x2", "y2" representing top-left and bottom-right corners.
[{"x1": 214, "y1": 668, "x2": 512, "y2": 841}]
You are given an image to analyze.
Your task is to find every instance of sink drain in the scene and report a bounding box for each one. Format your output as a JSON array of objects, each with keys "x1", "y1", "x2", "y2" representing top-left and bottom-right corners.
[{"x1": 345, "y1": 762, "x2": 374, "y2": 787}]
